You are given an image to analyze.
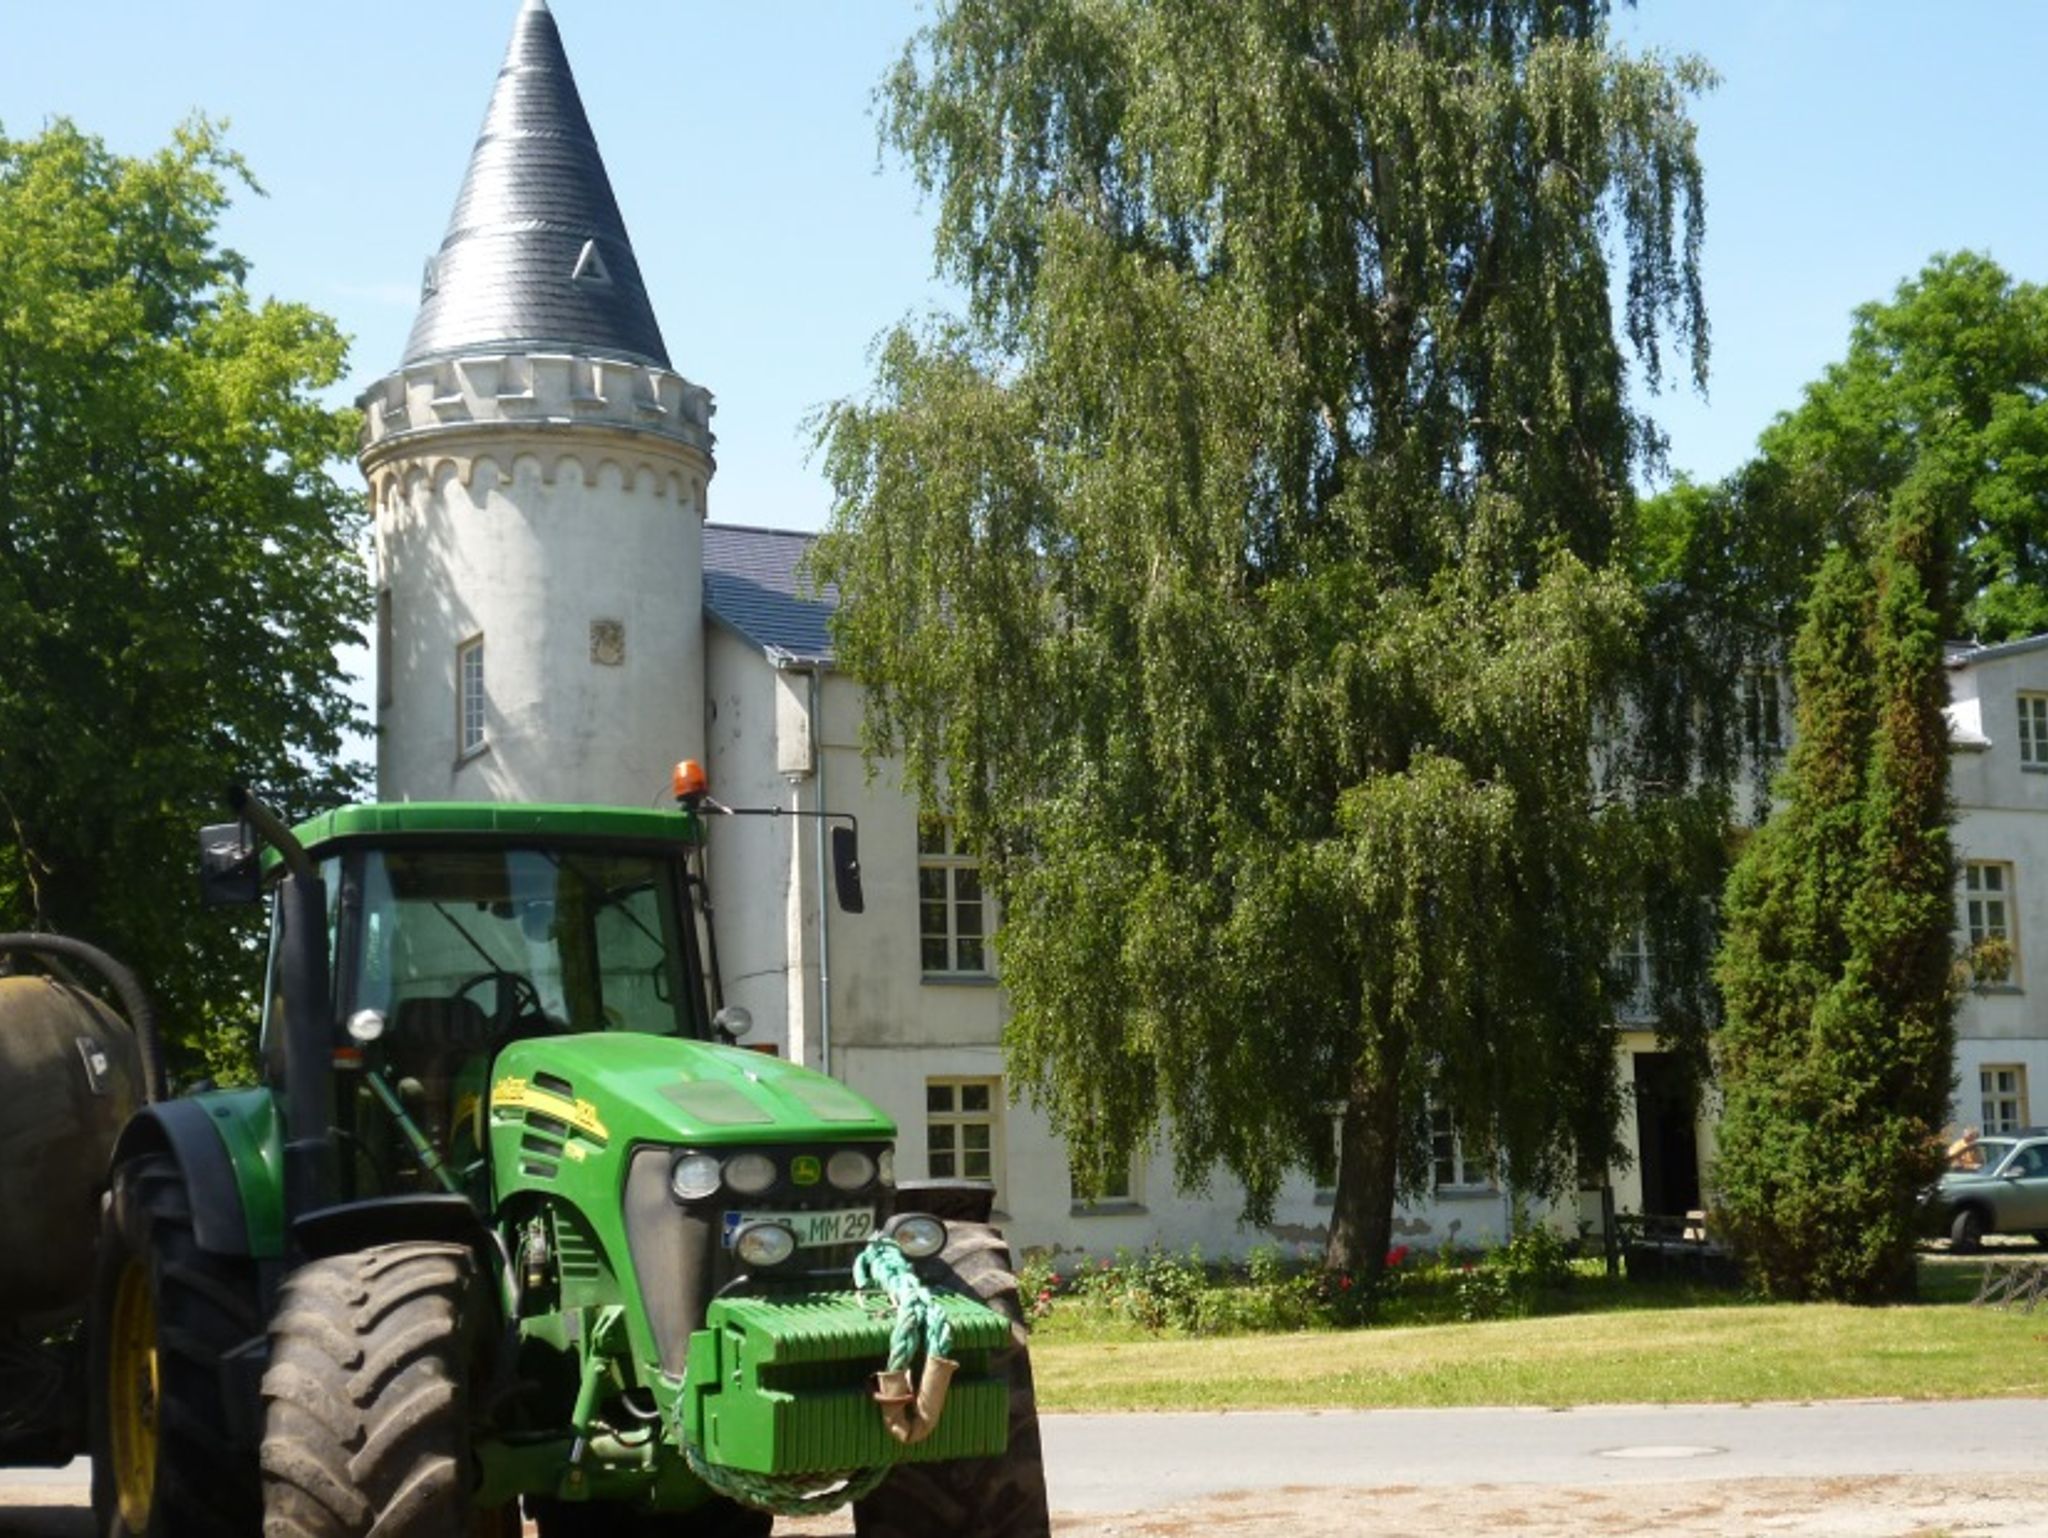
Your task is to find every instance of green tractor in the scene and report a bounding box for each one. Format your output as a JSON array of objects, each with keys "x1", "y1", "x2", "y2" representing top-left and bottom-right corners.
[{"x1": 14, "y1": 780, "x2": 1048, "y2": 1536}]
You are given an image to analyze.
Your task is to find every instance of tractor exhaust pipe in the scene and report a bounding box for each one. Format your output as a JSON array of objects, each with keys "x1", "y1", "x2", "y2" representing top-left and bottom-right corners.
[{"x1": 228, "y1": 786, "x2": 335, "y2": 1229}]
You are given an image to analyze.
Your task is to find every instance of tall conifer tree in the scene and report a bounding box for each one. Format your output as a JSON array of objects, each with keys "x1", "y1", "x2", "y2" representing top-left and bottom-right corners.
[{"x1": 1713, "y1": 465, "x2": 1958, "y2": 1301}]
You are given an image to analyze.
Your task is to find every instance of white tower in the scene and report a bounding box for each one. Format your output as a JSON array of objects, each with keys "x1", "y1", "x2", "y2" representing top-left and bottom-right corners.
[{"x1": 359, "y1": 0, "x2": 712, "y2": 807}]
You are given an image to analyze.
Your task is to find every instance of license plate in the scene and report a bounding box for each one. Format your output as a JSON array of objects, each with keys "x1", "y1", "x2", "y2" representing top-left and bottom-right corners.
[{"x1": 721, "y1": 1207, "x2": 877, "y2": 1249}]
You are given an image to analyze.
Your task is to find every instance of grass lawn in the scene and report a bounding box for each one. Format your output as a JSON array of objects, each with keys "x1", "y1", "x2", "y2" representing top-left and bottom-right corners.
[{"x1": 1028, "y1": 1251, "x2": 2048, "y2": 1412}]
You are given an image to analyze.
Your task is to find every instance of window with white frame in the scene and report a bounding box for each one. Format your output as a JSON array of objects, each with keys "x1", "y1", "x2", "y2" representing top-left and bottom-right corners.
[
  {"x1": 926, "y1": 1077, "x2": 1001, "y2": 1189},
  {"x1": 1743, "y1": 667, "x2": 1785, "y2": 757},
  {"x1": 918, "y1": 819, "x2": 988, "y2": 976},
  {"x1": 1431, "y1": 1105, "x2": 1491, "y2": 1191},
  {"x1": 1982, "y1": 1065, "x2": 2029, "y2": 1134},
  {"x1": 2021, "y1": 693, "x2": 2048, "y2": 769},
  {"x1": 1965, "y1": 860, "x2": 2020, "y2": 985},
  {"x1": 1070, "y1": 1151, "x2": 1140, "y2": 1208},
  {"x1": 456, "y1": 635, "x2": 486, "y2": 758},
  {"x1": 1614, "y1": 926, "x2": 1654, "y2": 1019}
]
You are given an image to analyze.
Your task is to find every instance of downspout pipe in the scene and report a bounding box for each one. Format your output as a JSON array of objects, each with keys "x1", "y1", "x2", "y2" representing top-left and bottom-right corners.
[{"x1": 809, "y1": 665, "x2": 833, "y2": 1078}]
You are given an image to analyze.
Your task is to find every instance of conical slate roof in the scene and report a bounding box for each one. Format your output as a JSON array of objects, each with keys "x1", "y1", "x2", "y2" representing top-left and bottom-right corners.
[{"x1": 402, "y1": 0, "x2": 671, "y2": 369}]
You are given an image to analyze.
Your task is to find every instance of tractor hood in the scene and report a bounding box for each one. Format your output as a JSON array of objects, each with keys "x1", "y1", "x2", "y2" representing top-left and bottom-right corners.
[{"x1": 488, "y1": 1032, "x2": 895, "y2": 1151}]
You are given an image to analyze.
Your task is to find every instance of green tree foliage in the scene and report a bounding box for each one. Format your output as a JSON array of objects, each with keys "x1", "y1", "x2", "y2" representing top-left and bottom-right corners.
[
  {"x1": 1687, "y1": 252, "x2": 2048, "y2": 645},
  {"x1": 1712, "y1": 460, "x2": 1959, "y2": 1301},
  {"x1": 0, "y1": 119, "x2": 366, "y2": 1070},
  {"x1": 817, "y1": 1, "x2": 1710, "y2": 1274}
]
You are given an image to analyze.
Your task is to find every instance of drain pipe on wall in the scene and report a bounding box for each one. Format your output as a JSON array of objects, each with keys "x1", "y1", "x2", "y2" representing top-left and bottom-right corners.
[{"x1": 807, "y1": 663, "x2": 834, "y2": 1078}]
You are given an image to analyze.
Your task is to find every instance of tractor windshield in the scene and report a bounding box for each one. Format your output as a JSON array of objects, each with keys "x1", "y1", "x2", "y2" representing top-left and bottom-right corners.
[{"x1": 348, "y1": 844, "x2": 701, "y2": 1041}]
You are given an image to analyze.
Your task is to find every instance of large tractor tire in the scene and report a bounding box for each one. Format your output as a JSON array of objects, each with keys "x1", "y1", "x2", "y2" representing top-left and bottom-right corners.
[
  {"x1": 88, "y1": 1153, "x2": 264, "y2": 1538},
  {"x1": 853, "y1": 1222, "x2": 1051, "y2": 1538},
  {"x1": 260, "y1": 1241, "x2": 515, "y2": 1538}
]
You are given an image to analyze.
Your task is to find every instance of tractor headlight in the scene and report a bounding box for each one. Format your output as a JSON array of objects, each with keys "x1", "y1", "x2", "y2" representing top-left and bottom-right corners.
[
  {"x1": 877, "y1": 1147, "x2": 895, "y2": 1187},
  {"x1": 670, "y1": 1153, "x2": 722, "y2": 1202},
  {"x1": 733, "y1": 1221, "x2": 797, "y2": 1269},
  {"x1": 724, "y1": 1153, "x2": 777, "y2": 1196},
  {"x1": 886, "y1": 1213, "x2": 947, "y2": 1260},
  {"x1": 826, "y1": 1149, "x2": 876, "y2": 1191}
]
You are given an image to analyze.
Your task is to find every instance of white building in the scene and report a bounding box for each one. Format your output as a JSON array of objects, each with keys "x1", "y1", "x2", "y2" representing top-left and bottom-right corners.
[
  {"x1": 358, "y1": 0, "x2": 1525, "y2": 1260},
  {"x1": 362, "y1": 2, "x2": 2048, "y2": 1259}
]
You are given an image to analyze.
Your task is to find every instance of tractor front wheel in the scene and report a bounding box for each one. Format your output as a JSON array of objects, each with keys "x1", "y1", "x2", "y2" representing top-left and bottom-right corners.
[
  {"x1": 260, "y1": 1241, "x2": 513, "y2": 1537},
  {"x1": 852, "y1": 1221, "x2": 1051, "y2": 1538},
  {"x1": 88, "y1": 1153, "x2": 263, "y2": 1538}
]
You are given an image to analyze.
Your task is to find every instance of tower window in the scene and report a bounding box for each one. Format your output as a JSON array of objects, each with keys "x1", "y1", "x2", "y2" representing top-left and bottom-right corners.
[
  {"x1": 457, "y1": 635, "x2": 486, "y2": 758},
  {"x1": 376, "y1": 590, "x2": 394, "y2": 710}
]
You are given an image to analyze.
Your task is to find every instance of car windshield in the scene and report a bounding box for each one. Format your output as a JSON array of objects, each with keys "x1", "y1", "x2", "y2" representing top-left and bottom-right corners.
[
  {"x1": 1953, "y1": 1138, "x2": 2015, "y2": 1173},
  {"x1": 352, "y1": 845, "x2": 695, "y2": 1037}
]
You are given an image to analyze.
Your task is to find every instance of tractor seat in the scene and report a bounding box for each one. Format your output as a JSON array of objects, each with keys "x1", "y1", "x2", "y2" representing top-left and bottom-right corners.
[{"x1": 391, "y1": 996, "x2": 493, "y2": 1056}]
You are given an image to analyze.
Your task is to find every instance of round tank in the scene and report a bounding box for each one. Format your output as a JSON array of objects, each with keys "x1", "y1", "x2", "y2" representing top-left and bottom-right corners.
[{"x1": 0, "y1": 976, "x2": 143, "y2": 1317}]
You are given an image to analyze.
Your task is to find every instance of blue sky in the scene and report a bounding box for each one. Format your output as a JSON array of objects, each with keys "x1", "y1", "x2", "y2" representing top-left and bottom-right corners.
[{"x1": 3, "y1": 1, "x2": 2044, "y2": 531}]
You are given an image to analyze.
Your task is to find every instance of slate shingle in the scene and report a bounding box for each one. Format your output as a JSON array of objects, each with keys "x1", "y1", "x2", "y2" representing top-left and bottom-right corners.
[
  {"x1": 702, "y1": 525, "x2": 837, "y2": 665},
  {"x1": 403, "y1": 0, "x2": 671, "y2": 369}
]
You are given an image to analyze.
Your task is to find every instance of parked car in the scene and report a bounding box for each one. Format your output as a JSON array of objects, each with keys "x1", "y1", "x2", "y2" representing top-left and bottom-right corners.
[{"x1": 1929, "y1": 1130, "x2": 2048, "y2": 1251}]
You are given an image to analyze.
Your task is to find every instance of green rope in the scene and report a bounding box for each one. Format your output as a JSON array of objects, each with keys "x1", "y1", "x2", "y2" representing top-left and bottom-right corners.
[
  {"x1": 681, "y1": 1441, "x2": 888, "y2": 1516},
  {"x1": 675, "y1": 1236, "x2": 948, "y2": 1517},
  {"x1": 853, "y1": 1234, "x2": 953, "y2": 1367}
]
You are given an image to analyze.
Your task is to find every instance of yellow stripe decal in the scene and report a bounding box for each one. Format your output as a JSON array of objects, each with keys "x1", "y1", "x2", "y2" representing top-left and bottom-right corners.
[{"x1": 491, "y1": 1076, "x2": 610, "y2": 1143}]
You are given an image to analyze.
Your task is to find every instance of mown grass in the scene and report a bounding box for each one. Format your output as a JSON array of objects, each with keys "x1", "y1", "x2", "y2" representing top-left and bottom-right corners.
[{"x1": 1029, "y1": 1251, "x2": 2048, "y2": 1412}]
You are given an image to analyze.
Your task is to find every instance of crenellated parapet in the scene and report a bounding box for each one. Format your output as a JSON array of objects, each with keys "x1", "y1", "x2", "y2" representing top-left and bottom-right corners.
[{"x1": 357, "y1": 350, "x2": 715, "y2": 499}]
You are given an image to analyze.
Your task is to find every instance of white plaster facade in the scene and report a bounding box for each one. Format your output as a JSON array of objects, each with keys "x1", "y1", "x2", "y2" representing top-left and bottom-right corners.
[{"x1": 361, "y1": 353, "x2": 712, "y2": 808}]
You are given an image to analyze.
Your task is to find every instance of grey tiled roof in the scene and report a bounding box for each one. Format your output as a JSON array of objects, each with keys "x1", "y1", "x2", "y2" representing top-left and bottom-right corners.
[
  {"x1": 402, "y1": 0, "x2": 671, "y2": 369},
  {"x1": 703, "y1": 524, "x2": 837, "y2": 665}
]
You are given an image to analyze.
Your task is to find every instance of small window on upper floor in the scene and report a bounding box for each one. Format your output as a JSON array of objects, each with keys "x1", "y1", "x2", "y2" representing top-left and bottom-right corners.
[
  {"x1": 2019, "y1": 693, "x2": 2048, "y2": 769},
  {"x1": 918, "y1": 817, "x2": 990, "y2": 977},
  {"x1": 457, "y1": 634, "x2": 486, "y2": 759}
]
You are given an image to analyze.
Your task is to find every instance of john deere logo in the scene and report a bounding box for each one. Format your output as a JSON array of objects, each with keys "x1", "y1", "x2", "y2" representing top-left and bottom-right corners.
[{"x1": 790, "y1": 1155, "x2": 821, "y2": 1186}]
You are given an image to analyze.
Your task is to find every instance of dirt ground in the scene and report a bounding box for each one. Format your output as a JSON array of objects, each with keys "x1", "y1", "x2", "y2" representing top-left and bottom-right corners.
[
  {"x1": 783, "y1": 1474, "x2": 2048, "y2": 1537},
  {"x1": 7, "y1": 1473, "x2": 2045, "y2": 1536}
]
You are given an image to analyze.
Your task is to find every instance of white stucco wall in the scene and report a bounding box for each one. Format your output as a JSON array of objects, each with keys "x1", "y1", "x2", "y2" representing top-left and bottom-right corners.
[{"x1": 363, "y1": 351, "x2": 712, "y2": 807}]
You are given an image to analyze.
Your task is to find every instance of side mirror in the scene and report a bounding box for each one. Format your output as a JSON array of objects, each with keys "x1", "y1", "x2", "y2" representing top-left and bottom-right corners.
[
  {"x1": 198, "y1": 822, "x2": 262, "y2": 906},
  {"x1": 831, "y1": 825, "x2": 864, "y2": 915}
]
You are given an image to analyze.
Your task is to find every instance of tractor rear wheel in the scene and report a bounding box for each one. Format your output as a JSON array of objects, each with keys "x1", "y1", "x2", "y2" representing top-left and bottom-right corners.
[
  {"x1": 88, "y1": 1153, "x2": 263, "y2": 1538},
  {"x1": 260, "y1": 1241, "x2": 513, "y2": 1537},
  {"x1": 852, "y1": 1221, "x2": 1051, "y2": 1538}
]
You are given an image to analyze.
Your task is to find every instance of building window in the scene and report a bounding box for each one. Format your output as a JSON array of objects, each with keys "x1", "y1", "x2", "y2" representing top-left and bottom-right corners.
[
  {"x1": 457, "y1": 635, "x2": 486, "y2": 758},
  {"x1": 1982, "y1": 1065, "x2": 2029, "y2": 1134},
  {"x1": 1431, "y1": 1106, "x2": 1491, "y2": 1191},
  {"x1": 2021, "y1": 694, "x2": 2048, "y2": 768},
  {"x1": 1069, "y1": 1146, "x2": 1140, "y2": 1209},
  {"x1": 1614, "y1": 926, "x2": 1654, "y2": 1020},
  {"x1": 926, "y1": 1078, "x2": 1000, "y2": 1188},
  {"x1": 918, "y1": 819, "x2": 988, "y2": 976},
  {"x1": 376, "y1": 589, "x2": 394, "y2": 710},
  {"x1": 1743, "y1": 667, "x2": 1785, "y2": 758},
  {"x1": 1965, "y1": 860, "x2": 2019, "y2": 985}
]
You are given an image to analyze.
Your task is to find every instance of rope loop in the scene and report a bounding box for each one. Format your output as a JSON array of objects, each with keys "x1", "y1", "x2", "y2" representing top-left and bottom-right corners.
[{"x1": 853, "y1": 1234, "x2": 954, "y2": 1367}]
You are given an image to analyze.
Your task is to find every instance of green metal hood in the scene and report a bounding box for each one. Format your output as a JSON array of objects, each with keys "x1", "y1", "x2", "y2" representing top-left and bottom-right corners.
[{"x1": 489, "y1": 1032, "x2": 895, "y2": 1149}]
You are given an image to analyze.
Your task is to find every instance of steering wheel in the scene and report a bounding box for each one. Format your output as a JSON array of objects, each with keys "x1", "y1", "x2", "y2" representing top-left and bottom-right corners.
[{"x1": 454, "y1": 969, "x2": 553, "y2": 1041}]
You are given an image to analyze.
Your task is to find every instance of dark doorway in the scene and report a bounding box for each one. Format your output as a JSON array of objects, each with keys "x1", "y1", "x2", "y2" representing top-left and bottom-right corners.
[{"x1": 1633, "y1": 1052, "x2": 1701, "y2": 1215}]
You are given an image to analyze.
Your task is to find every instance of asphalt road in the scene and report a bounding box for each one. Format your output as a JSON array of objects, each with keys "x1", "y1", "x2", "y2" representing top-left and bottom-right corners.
[
  {"x1": 1039, "y1": 1398, "x2": 2048, "y2": 1509},
  {"x1": 6, "y1": 1400, "x2": 2045, "y2": 1533}
]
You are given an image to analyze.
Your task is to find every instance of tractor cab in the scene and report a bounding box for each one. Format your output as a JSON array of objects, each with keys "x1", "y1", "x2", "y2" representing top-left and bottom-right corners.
[{"x1": 231, "y1": 802, "x2": 725, "y2": 1206}]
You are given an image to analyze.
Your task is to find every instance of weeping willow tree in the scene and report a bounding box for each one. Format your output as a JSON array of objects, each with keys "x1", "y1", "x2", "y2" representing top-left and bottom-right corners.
[{"x1": 816, "y1": 0, "x2": 1712, "y2": 1275}]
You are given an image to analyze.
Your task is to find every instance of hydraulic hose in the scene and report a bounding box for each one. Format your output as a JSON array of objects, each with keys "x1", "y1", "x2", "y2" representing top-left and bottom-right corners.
[{"x1": 0, "y1": 933, "x2": 165, "y2": 1103}]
